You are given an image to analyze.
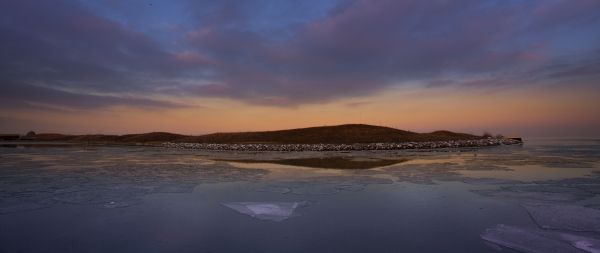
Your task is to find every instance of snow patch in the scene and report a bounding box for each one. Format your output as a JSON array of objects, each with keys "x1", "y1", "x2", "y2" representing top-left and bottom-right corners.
[{"x1": 222, "y1": 202, "x2": 306, "y2": 221}]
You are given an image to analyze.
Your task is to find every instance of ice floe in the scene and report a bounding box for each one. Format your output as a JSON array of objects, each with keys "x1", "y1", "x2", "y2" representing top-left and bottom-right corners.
[
  {"x1": 523, "y1": 203, "x2": 600, "y2": 232},
  {"x1": 560, "y1": 234, "x2": 600, "y2": 253},
  {"x1": 473, "y1": 185, "x2": 593, "y2": 203},
  {"x1": 482, "y1": 203, "x2": 600, "y2": 253},
  {"x1": 257, "y1": 176, "x2": 392, "y2": 196},
  {"x1": 222, "y1": 202, "x2": 305, "y2": 221},
  {"x1": 0, "y1": 148, "x2": 268, "y2": 214},
  {"x1": 481, "y1": 224, "x2": 588, "y2": 253}
]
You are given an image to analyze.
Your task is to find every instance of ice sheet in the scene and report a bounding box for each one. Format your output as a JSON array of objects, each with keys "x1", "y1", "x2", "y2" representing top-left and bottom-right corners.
[
  {"x1": 0, "y1": 148, "x2": 268, "y2": 213},
  {"x1": 222, "y1": 202, "x2": 305, "y2": 221},
  {"x1": 481, "y1": 224, "x2": 585, "y2": 253},
  {"x1": 560, "y1": 234, "x2": 600, "y2": 253},
  {"x1": 256, "y1": 175, "x2": 392, "y2": 196},
  {"x1": 472, "y1": 185, "x2": 593, "y2": 203},
  {"x1": 523, "y1": 203, "x2": 600, "y2": 232}
]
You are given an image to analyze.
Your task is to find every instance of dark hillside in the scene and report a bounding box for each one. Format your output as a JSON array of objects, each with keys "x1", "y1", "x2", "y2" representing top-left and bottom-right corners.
[
  {"x1": 181, "y1": 124, "x2": 481, "y2": 144},
  {"x1": 33, "y1": 124, "x2": 482, "y2": 144}
]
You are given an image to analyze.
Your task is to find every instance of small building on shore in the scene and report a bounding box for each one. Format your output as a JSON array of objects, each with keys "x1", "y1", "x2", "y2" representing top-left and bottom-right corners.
[
  {"x1": 19, "y1": 131, "x2": 37, "y2": 141},
  {"x1": 507, "y1": 136, "x2": 523, "y2": 142}
]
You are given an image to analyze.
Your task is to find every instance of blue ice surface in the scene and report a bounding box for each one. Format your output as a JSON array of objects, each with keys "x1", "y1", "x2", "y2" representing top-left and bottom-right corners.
[
  {"x1": 0, "y1": 139, "x2": 599, "y2": 252},
  {"x1": 222, "y1": 202, "x2": 305, "y2": 221}
]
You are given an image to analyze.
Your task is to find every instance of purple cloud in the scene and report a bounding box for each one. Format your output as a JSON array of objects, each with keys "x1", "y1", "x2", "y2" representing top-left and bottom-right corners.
[
  {"x1": 177, "y1": 0, "x2": 600, "y2": 104},
  {"x1": 1, "y1": 0, "x2": 599, "y2": 109}
]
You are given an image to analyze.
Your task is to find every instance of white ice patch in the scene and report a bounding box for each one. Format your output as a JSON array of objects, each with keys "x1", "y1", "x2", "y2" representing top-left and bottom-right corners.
[
  {"x1": 222, "y1": 202, "x2": 304, "y2": 221},
  {"x1": 482, "y1": 224, "x2": 600, "y2": 253},
  {"x1": 523, "y1": 203, "x2": 600, "y2": 232},
  {"x1": 560, "y1": 234, "x2": 600, "y2": 253},
  {"x1": 481, "y1": 224, "x2": 583, "y2": 253}
]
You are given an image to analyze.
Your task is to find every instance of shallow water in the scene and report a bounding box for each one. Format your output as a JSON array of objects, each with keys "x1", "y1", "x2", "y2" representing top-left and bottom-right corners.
[{"x1": 0, "y1": 139, "x2": 599, "y2": 252}]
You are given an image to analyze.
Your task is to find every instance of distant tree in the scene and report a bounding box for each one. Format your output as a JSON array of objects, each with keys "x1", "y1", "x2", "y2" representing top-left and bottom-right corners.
[
  {"x1": 482, "y1": 132, "x2": 493, "y2": 138},
  {"x1": 495, "y1": 134, "x2": 504, "y2": 139},
  {"x1": 25, "y1": 131, "x2": 36, "y2": 137}
]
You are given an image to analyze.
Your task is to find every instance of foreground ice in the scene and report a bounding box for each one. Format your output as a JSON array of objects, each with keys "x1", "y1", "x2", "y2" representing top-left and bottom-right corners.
[
  {"x1": 222, "y1": 202, "x2": 305, "y2": 221},
  {"x1": 481, "y1": 224, "x2": 600, "y2": 253},
  {"x1": 523, "y1": 203, "x2": 600, "y2": 232},
  {"x1": 0, "y1": 147, "x2": 268, "y2": 214},
  {"x1": 561, "y1": 234, "x2": 600, "y2": 253},
  {"x1": 257, "y1": 176, "x2": 392, "y2": 196},
  {"x1": 472, "y1": 185, "x2": 593, "y2": 203}
]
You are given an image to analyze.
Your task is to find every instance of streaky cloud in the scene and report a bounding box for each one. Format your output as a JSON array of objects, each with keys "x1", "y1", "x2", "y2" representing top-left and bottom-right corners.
[{"x1": 1, "y1": 0, "x2": 600, "y2": 108}]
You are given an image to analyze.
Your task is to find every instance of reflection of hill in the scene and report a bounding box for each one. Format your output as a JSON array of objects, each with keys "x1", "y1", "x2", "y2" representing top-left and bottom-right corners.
[{"x1": 218, "y1": 157, "x2": 409, "y2": 170}]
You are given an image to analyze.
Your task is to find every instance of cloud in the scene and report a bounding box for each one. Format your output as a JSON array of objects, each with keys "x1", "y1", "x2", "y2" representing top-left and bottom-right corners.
[
  {"x1": 0, "y1": 0, "x2": 198, "y2": 109},
  {"x1": 0, "y1": 81, "x2": 185, "y2": 111},
  {"x1": 178, "y1": 0, "x2": 600, "y2": 104},
  {"x1": 1, "y1": 0, "x2": 599, "y2": 109}
]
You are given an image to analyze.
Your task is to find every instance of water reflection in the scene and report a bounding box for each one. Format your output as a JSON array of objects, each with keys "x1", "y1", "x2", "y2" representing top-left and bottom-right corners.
[
  {"x1": 0, "y1": 139, "x2": 599, "y2": 252},
  {"x1": 216, "y1": 156, "x2": 409, "y2": 169}
]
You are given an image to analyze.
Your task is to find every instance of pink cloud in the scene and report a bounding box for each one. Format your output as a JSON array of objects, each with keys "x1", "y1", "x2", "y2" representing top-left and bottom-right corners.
[{"x1": 173, "y1": 51, "x2": 211, "y2": 64}]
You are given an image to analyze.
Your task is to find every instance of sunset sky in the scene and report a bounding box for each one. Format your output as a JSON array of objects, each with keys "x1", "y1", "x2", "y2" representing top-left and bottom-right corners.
[{"x1": 1, "y1": 0, "x2": 599, "y2": 136}]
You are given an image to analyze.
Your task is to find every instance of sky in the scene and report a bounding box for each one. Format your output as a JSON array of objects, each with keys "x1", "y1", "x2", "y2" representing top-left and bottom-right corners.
[{"x1": 1, "y1": 0, "x2": 599, "y2": 137}]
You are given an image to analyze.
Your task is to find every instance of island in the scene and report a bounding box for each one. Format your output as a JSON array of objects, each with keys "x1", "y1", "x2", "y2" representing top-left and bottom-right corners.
[{"x1": 12, "y1": 124, "x2": 522, "y2": 151}]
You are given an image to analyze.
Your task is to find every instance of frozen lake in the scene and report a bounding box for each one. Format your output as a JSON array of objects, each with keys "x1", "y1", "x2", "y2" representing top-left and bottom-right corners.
[{"x1": 1, "y1": 139, "x2": 599, "y2": 252}]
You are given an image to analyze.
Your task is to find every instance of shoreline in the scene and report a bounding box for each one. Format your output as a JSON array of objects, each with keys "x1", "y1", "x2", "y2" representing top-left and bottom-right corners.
[
  {"x1": 0, "y1": 138, "x2": 523, "y2": 151},
  {"x1": 162, "y1": 138, "x2": 522, "y2": 152}
]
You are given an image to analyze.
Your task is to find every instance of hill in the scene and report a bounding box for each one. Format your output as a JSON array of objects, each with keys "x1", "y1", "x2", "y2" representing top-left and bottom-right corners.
[
  {"x1": 179, "y1": 124, "x2": 480, "y2": 144},
  {"x1": 33, "y1": 124, "x2": 482, "y2": 144}
]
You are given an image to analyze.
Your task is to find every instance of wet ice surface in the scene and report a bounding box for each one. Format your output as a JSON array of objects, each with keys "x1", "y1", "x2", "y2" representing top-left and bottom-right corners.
[
  {"x1": 223, "y1": 202, "x2": 305, "y2": 221},
  {"x1": 1, "y1": 138, "x2": 600, "y2": 252},
  {"x1": 0, "y1": 147, "x2": 266, "y2": 214},
  {"x1": 523, "y1": 203, "x2": 600, "y2": 232},
  {"x1": 481, "y1": 224, "x2": 600, "y2": 253}
]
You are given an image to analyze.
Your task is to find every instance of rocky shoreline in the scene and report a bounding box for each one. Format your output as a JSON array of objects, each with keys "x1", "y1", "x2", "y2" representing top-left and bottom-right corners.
[{"x1": 162, "y1": 138, "x2": 522, "y2": 152}]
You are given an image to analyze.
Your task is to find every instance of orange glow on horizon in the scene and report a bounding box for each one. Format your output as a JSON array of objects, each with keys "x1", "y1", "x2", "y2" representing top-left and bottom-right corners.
[{"x1": 1, "y1": 85, "x2": 598, "y2": 137}]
